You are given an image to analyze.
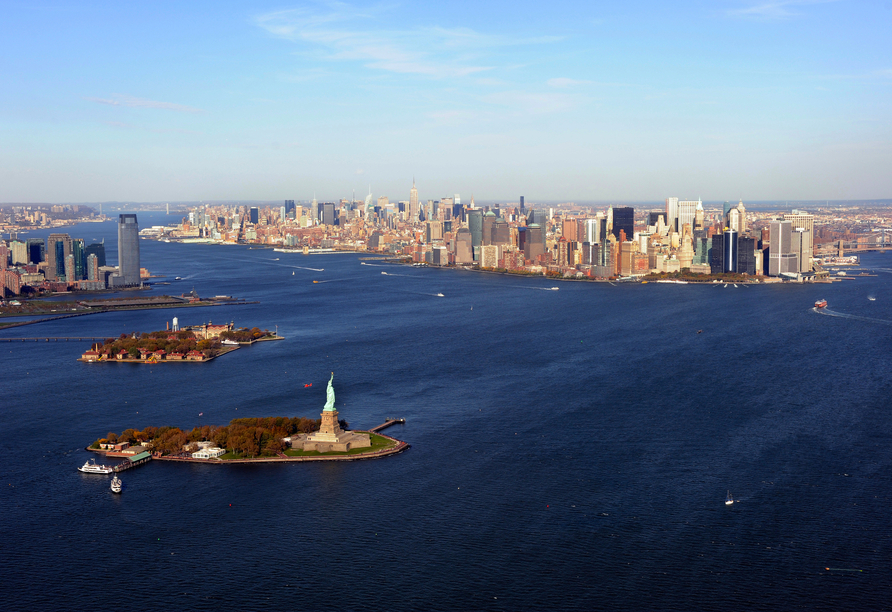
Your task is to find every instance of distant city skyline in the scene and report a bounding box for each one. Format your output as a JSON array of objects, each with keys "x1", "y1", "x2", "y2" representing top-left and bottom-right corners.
[{"x1": 2, "y1": 1, "x2": 890, "y2": 202}]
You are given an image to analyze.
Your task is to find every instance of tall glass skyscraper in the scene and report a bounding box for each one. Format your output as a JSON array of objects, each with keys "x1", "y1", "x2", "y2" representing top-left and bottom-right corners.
[{"x1": 113, "y1": 214, "x2": 140, "y2": 286}]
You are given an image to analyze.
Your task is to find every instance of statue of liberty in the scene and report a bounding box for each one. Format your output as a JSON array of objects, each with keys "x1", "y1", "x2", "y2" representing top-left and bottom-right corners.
[{"x1": 323, "y1": 372, "x2": 336, "y2": 412}]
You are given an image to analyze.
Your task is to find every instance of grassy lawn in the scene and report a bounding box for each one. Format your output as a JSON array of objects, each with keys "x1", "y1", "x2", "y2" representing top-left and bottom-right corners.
[{"x1": 283, "y1": 432, "x2": 396, "y2": 457}]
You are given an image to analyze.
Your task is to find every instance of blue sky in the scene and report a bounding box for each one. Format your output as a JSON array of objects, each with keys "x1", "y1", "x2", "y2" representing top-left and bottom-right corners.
[{"x1": 1, "y1": 0, "x2": 890, "y2": 203}]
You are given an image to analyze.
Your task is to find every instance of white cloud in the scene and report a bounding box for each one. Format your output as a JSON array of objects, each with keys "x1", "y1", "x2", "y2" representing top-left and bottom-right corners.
[
  {"x1": 726, "y1": 0, "x2": 837, "y2": 19},
  {"x1": 85, "y1": 94, "x2": 203, "y2": 113},
  {"x1": 254, "y1": 5, "x2": 559, "y2": 79}
]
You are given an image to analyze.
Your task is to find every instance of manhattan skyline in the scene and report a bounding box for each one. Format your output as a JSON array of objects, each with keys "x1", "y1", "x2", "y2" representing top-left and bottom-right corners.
[{"x1": 2, "y1": 1, "x2": 890, "y2": 202}]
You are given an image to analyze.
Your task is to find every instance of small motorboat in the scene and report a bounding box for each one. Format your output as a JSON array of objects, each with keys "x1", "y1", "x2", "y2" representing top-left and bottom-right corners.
[
  {"x1": 815, "y1": 299, "x2": 827, "y2": 308},
  {"x1": 725, "y1": 491, "x2": 734, "y2": 506},
  {"x1": 175, "y1": 276, "x2": 182, "y2": 280},
  {"x1": 110, "y1": 475, "x2": 122, "y2": 493}
]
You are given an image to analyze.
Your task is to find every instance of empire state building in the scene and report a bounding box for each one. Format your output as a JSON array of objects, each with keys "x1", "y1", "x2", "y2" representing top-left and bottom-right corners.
[{"x1": 409, "y1": 178, "x2": 419, "y2": 222}]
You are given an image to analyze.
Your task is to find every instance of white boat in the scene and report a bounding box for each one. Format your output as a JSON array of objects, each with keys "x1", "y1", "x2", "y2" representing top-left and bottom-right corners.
[
  {"x1": 78, "y1": 459, "x2": 113, "y2": 474},
  {"x1": 222, "y1": 339, "x2": 239, "y2": 346},
  {"x1": 110, "y1": 475, "x2": 122, "y2": 493},
  {"x1": 436, "y1": 293, "x2": 444, "y2": 297},
  {"x1": 725, "y1": 491, "x2": 734, "y2": 505}
]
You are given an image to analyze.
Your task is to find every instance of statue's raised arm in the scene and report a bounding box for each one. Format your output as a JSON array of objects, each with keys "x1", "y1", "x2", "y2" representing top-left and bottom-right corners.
[{"x1": 323, "y1": 372, "x2": 336, "y2": 412}]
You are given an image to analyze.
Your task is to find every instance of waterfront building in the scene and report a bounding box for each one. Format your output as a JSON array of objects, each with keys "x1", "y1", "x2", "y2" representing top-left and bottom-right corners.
[
  {"x1": 72, "y1": 238, "x2": 86, "y2": 280},
  {"x1": 481, "y1": 245, "x2": 499, "y2": 268},
  {"x1": 783, "y1": 210, "x2": 814, "y2": 273},
  {"x1": 710, "y1": 234, "x2": 724, "y2": 274},
  {"x1": 112, "y1": 214, "x2": 141, "y2": 286},
  {"x1": 723, "y1": 230, "x2": 738, "y2": 273},
  {"x1": 769, "y1": 220, "x2": 798, "y2": 276},
  {"x1": 737, "y1": 236, "x2": 757, "y2": 275},
  {"x1": 45, "y1": 233, "x2": 72, "y2": 281},
  {"x1": 482, "y1": 211, "x2": 496, "y2": 245},
  {"x1": 525, "y1": 224, "x2": 545, "y2": 262}
]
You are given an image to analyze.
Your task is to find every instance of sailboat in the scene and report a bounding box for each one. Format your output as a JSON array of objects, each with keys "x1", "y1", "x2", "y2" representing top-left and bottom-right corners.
[{"x1": 725, "y1": 491, "x2": 734, "y2": 505}]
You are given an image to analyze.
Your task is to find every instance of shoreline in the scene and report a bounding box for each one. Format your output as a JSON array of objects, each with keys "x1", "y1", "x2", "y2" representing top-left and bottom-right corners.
[{"x1": 87, "y1": 430, "x2": 409, "y2": 463}]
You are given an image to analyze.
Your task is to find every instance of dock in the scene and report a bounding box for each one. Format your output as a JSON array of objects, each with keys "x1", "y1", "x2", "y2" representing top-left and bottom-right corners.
[
  {"x1": 369, "y1": 418, "x2": 405, "y2": 433},
  {"x1": 112, "y1": 451, "x2": 152, "y2": 472}
]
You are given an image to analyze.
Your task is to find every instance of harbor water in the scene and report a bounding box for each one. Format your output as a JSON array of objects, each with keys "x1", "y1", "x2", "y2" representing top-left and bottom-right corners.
[{"x1": 2, "y1": 213, "x2": 891, "y2": 611}]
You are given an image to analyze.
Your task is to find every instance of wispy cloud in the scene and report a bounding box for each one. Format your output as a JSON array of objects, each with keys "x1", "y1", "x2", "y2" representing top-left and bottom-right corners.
[
  {"x1": 85, "y1": 94, "x2": 204, "y2": 113},
  {"x1": 254, "y1": 5, "x2": 559, "y2": 79},
  {"x1": 726, "y1": 0, "x2": 837, "y2": 20}
]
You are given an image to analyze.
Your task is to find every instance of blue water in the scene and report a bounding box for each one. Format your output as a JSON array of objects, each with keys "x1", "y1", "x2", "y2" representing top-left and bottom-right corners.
[{"x1": 2, "y1": 213, "x2": 891, "y2": 611}]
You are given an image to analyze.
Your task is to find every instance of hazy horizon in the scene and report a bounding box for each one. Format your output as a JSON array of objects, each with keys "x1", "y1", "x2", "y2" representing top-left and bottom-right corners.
[{"x1": 2, "y1": 1, "x2": 890, "y2": 202}]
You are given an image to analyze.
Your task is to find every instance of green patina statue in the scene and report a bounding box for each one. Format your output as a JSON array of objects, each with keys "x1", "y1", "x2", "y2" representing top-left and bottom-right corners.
[{"x1": 323, "y1": 372, "x2": 336, "y2": 412}]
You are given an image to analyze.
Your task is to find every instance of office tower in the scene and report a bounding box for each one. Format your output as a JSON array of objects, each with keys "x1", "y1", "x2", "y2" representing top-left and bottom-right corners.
[
  {"x1": 677, "y1": 200, "x2": 699, "y2": 234},
  {"x1": 425, "y1": 221, "x2": 443, "y2": 243},
  {"x1": 113, "y1": 214, "x2": 141, "y2": 286},
  {"x1": 783, "y1": 210, "x2": 814, "y2": 273},
  {"x1": 45, "y1": 233, "x2": 72, "y2": 281},
  {"x1": 737, "y1": 236, "x2": 756, "y2": 274},
  {"x1": 665, "y1": 197, "x2": 679, "y2": 233},
  {"x1": 410, "y1": 179, "x2": 419, "y2": 222},
  {"x1": 482, "y1": 211, "x2": 496, "y2": 245},
  {"x1": 378, "y1": 196, "x2": 389, "y2": 209},
  {"x1": 610, "y1": 207, "x2": 634, "y2": 242},
  {"x1": 647, "y1": 212, "x2": 665, "y2": 227},
  {"x1": 65, "y1": 253, "x2": 76, "y2": 282},
  {"x1": 769, "y1": 220, "x2": 798, "y2": 276},
  {"x1": 86, "y1": 254, "x2": 99, "y2": 281},
  {"x1": 468, "y1": 210, "x2": 483, "y2": 260},
  {"x1": 454, "y1": 194, "x2": 461, "y2": 207},
  {"x1": 27, "y1": 238, "x2": 45, "y2": 264},
  {"x1": 709, "y1": 234, "x2": 724, "y2": 274},
  {"x1": 723, "y1": 230, "x2": 738, "y2": 273},
  {"x1": 10, "y1": 240, "x2": 27, "y2": 265},
  {"x1": 694, "y1": 202, "x2": 705, "y2": 230},
  {"x1": 584, "y1": 218, "x2": 601, "y2": 245},
  {"x1": 723, "y1": 201, "x2": 732, "y2": 219},
  {"x1": 71, "y1": 239, "x2": 86, "y2": 280},
  {"x1": 322, "y1": 203, "x2": 336, "y2": 226},
  {"x1": 491, "y1": 218, "x2": 509, "y2": 245},
  {"x1": 520, "y1": 196, "x2": 525, "y2": 213},
  {"x1": 562, "y1": 218, "x2": 577, "y2": 242},
  {"x1": 249, "y1": 207, "x2": 259, "y2": 224},
  {"x1": 454, "y1": 227, "x2": 473, "y2": 263},
  {"x1": 86, "y1": 242, "x2": 107, "y2": 267},
  {"x1": 735, "y1": 200, "x2": 746, "y2": 233},
  {"x1": 525, "y1": 224, "x2": 545, "y2": 261},
  {"x1": 285, "y1": 200, "x2": 295, "y2": 215}
]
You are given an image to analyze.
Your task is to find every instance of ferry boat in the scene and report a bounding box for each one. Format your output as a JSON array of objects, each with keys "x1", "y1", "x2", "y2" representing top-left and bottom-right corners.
[
  {"x1": 110, "y1": 475, "x2": 122, "y2": 493},
  {"x1": 78, "y1": 459, "x2": 113, "y2": 474},
  {"x1": 221, "y1": 339, "x2": 239, "y2": 346},
  {"x1": 815, "y1": 299, "x2": 827, "y2": 308}
]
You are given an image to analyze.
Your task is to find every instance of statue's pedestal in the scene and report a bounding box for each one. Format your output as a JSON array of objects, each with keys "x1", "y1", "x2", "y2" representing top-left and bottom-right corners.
[{"x1": 302, "y1": 410, "x2": 370, "y2": 452}]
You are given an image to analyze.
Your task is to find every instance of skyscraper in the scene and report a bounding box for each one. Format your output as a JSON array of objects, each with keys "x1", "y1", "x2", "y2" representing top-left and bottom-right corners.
[
  {"x1": 677, "y1": 200, "x2": 699, "y2": 234},
  {"x1": 783, "y1": 210, "x2": 814, "y2": 273},
  {"x1": 410, "y1": 178, "x2": 419, "y2": 222},
  {"x1": 85, "y1": 242, "x2": 106, "y2": 267},
  {"x1": 249, "y1": 207, "x2": 259, "y2": 224},
  {"x1": 610, "y1": 207, "x2": 634, "y2": 242},
  {"x1": 665, "y1": 197, "x2": 679, "y2": 233},
  {"x1": 45, "y1": 233, "x2": 72, "y2": 281},
  {"x1": 468, "y1": 209, "x2": 483, "y2": 260},
  {"x1": 520, "y1": 196, "x2": 525, "y2": 213},
  {"x1": 769, "y1": 219, "x2": 798, "y2": 276},
  {"x1": 113, "y1": 214, "x2": 141, "y2": 286}
]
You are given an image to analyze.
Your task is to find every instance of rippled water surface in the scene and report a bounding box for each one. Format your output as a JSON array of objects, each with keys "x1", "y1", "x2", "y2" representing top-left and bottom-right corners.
[{"x1": 2, "y1": 213, "x2": 891, "y2": 611}]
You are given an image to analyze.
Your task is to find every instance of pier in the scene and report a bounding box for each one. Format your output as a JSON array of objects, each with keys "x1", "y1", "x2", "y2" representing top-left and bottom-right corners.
[
  {"x1": 112, "y1": 452, "x2": 152, "y2": 472},
  {"x1": 369, "y1": 418, "x2": 405, "y2": 433}
]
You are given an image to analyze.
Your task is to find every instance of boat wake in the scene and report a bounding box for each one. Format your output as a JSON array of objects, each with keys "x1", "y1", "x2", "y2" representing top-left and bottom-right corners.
[
  {"x1": 361, "y1": 262, "x2": 385, "y2": 267},
  {"x1": 293, "y1": 266, "x2": 324, "y2": 272},
  {"x1": 814, "y1": 307, "x2": 892, "y2": 326}
]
